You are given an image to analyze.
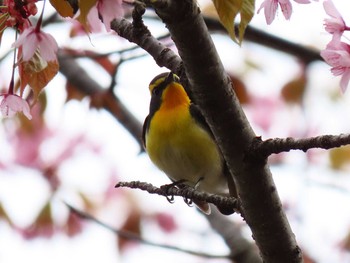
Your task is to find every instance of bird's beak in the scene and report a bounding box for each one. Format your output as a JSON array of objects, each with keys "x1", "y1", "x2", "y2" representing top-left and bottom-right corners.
[{"x1": 164, "y1": 72, "x2": 175, "y2": 85}]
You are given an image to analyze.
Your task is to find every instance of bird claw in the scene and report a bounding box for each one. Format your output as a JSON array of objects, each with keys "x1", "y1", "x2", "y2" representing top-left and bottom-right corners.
[
  {"x1": 166, "y1": 194, "x2": 175, "y2": 203},
  {"x1": 160, "y1": 178, "x2": 204, "y2": 207},
  {"x1": 183, "y1": 196, "x2": 193, "y2": 207},
  {"x1": 160, "y1": 179, "x2": 187, "y2": 204}
]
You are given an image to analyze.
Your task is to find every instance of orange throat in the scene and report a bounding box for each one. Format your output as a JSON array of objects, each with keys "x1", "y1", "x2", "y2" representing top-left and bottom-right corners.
[{"x1": 160, "y1": 82, "x2": 190, "y2": 111}]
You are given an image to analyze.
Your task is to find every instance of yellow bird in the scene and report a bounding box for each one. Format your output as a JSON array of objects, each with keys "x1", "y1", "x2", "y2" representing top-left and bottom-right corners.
[{"x1": 142, "y1": 72, "x2": 235, "y2": 214}]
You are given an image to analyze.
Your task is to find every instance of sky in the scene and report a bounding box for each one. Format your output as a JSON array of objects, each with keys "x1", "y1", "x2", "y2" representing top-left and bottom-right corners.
[{"x1": 2, "y1": 1, "x2": 350, "y2": 263}]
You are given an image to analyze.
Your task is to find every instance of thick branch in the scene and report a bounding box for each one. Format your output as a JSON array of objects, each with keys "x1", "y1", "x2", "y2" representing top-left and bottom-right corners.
[
  {"x1": 206, "y1": 208, "x2": 262, "y2": 263},
  {"x1": 148, "y1": 1, "x2": 302, "y2": 262},
  {"x1": 251, "y1": 133, "x2": 350, "y2": 159},
  {"x1": 58, "y1": 51, "x2": 143, "y2": 149}
]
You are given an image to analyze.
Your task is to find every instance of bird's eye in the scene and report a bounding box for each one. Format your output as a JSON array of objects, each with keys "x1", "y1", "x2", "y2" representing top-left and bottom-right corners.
[{"x1": 152, "y1": 87, "x2": 161, "y2": 96}]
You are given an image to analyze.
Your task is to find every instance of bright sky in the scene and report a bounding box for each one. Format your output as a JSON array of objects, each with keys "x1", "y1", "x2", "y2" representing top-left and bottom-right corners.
[{"x1": 1, "y1": 1, "x2": 350, "y2": 263}]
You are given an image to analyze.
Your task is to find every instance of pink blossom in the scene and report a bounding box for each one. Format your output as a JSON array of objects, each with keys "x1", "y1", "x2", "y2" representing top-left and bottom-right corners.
[
  {"x1": 258, "y1": 0, "x2": 292, "y2": 25},
  {"x1": 321, "y1": 39, "x2": 350, "y2": 92},
  {"x1": 3, "y1": 0, "x2": 38, "y2": 31},
  {"x1": 293, "y1": 0, "x2": 312, "y2": 3},
  {"x1": 10, "y1": 104, "x2": 52, "y2": 167},
  {"x1": 258, "y1": 0, "x2": 317, "y2": 24},
  {"x1": 12, "y1": 26, "x2": 58, "y2": 61},
  {"x1": 323, "y1": 0, "x2": 348, "y2": 34},
  {"x1": 154, "y1": 212, "x2": 177, "y2": 233},
  {"x1": 0, "y1": 94, "x2": 32, "y2": 119},
  {"x1": 97, "y1": 0, "x2": 123, "y2": 31},
  {"x1": 248, "y1": 96, "x2": 281, "y2": 132},
  {"x1": 86, "y1": 6, "x2": 104, "y2": 33}
]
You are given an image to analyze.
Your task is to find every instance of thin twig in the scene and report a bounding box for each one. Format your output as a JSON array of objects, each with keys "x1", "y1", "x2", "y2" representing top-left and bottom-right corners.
[
  {"x1": 141, "y1": 14, "x2": 322, "y2": 64},
  {"x1": 110, "y1": 13, "x2": 182, "y2": 73},
  {"x1": 203, "y1": 17, "x2": 322, "y2": 64},
  {"x1": 64, "y1": 202, "x2": 230, "y2": 259},
  {"x1": 58, "y1": 32, "x2": 173, "y2": 61},
  {"x1": 115, "y1": 181, "x2": 240, "y2": 212},
  {"x1": 250, "y1": 133, "x2": 350, "y2": 159}
]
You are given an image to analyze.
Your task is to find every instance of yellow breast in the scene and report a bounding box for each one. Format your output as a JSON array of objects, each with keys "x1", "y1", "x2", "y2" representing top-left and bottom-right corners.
[{"x1": 145, "y1": 103, "x2": 225, "y2": 194}]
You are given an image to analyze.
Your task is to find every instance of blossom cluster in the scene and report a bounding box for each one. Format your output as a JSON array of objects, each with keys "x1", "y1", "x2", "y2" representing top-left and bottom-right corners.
[
  {"x1": 0, "y1": 0, "x2": 58, "y2": 120},
  {"x1": 0, "y1": 0, "x2": 124, "y2": 120},
  {"x1": 258, "y1": 0, "x2": 317, "y2": 25},
  {"x1": 258, "y1": 0, "x2": 350, "y2": 92},
  {"x1": 320, "y1": 0, "x2": 350, "y2": 92},
  {"x1": 0, "y1": 0, "x2": 38, "y2": 31}
]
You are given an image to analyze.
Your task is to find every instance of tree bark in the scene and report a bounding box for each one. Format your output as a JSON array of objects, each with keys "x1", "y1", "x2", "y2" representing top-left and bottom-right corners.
[{"x1": 148, "y1": 0, "x2": 303, "y2": 262}]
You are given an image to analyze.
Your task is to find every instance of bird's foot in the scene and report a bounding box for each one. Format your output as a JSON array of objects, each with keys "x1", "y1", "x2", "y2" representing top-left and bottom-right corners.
[{"x1": 160, "y1": 179, "x2": 188, "y2": 203}]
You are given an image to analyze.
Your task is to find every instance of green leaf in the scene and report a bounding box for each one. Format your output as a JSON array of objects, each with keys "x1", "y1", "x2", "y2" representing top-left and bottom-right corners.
[
  {"x1": 49, "y1": 0, "x2": 74, "y2": 18},
  {"x1": 77, "y1": 0, "x2": 98, "y2": 31},
  {"x1": 212, "y1": 0, "x2": 255, "y2": 44},
  {"x1": 238, "y1": 0, "x2": 255, "y2": 43}
]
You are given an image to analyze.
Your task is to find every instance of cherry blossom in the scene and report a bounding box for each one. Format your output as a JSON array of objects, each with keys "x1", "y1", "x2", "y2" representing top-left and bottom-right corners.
[
  {"x1": 1, "y1": 0, "x2": 38, "y2": 32},
  {"x1": 323, "y1": 0, "x2": 349, "y2": 35},
  {"x1": 84, "y1": 0, "x2": 124, "y2": 32},
  {"x1": 321, "y1": 39, "x2": 350, "y2": 92},
  {"x1": 321, "y1": 0, "x2": 350, "y2": 92},
  {"x1": 0, "y1": 94, "x2": 32, "y2": 119},
  {"x1": 97, "y1": 0, "x2": 124, "y2": 31},
  {"x1": 293, "y1": 0, "x2": 313, "y2": 3},
  {"x1": 258, "y1": 0, "x2": 292, "y2": 25},
  {"x1": 154, "y1": 212, "x2": 177, "y2": 233},
  {"x1": 86, "y1": 6, "x2": 104, "y2": 33},
  {"x1": 12, "y1": 26, "x2": 58, "y2": 62},
  {"x1": 258, "y1": 0, "x2": 317, "y2": 25}
]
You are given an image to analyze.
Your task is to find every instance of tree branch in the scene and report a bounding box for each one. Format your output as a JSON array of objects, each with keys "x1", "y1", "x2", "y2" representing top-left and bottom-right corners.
[
  {"x1": 110, "y1": 5, "x2": 182, "y2": 74},
  {"x1": 115, "y1": 181, "x2": 240, "y2": 212},
  {"x1": 65, "y1": 202, "x2": 230, "y2": 259},
  {"x1": 250, "y1": 133, "x2": 350, "y2": 159},
  {"x1": 141, "y1": 14, "x2": 322, "y2": 64},
  {"x1": 204, "y1": 17, "x2": 322, "y2": 64},
  {"x1": 206, "y1": 208, "x2": 262, "y2": 263},
  {"x1": 58, "y1": 51, "x2": 144, "y2": 149},
  {"x1": 146, "y1": 1, "x2": 302, "y2": 262}
]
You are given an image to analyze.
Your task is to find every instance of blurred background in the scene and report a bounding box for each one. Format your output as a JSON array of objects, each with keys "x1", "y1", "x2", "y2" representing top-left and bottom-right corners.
[{"x1": 1, "y1": 1, "x2": 350, "y2": 262}]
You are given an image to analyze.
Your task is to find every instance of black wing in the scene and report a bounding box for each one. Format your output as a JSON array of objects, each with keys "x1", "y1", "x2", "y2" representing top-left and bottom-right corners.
[
  {"x1": 142, "y1": 115, "x2": 150, "y2": 149},
  {"x1": 189, "y1": 104, "x2": 214, "y2": 138},
  {"x1": 190, "y1": 103, "x2": 237, "y2": 207}
]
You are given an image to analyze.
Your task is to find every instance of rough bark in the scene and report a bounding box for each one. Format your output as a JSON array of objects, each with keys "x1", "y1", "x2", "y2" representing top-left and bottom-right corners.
[{"x1": 147, "y1": 0, "x2": 303, "y2": 262}]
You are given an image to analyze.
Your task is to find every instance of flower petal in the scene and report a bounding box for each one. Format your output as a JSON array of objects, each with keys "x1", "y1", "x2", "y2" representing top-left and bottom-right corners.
[
  {"x1": 22, "y1": 31, "x2": 39, "y2": 61},
  {"x1": 293, "y1": 0, "x2": 311, "y2": 4},
  {"x1": 339, "y1": 69, "x2": 350, "y2": 92},
  {"x1": 323, "y1": 0, "x2": 345, "y2": 34},
  {"x1": 257, "y1": 0, "x2": 279, "y2": 25},
  {"x1": 323, "y1": 0, "x2": 342, "y2": 19},
  {"x1": 38, "y1": 32, "x2": 58, "y2": 61},
  {"x1": 97, "y1": 0, "x2": 123, "y2": 31},
  {"x1": 12, "y1": 26, "x2": 58, "y2": 62},
  {"x1": 0, "y1": 94, "x2": 32, "y2": 120},
  {"x1": 279, "y1": 0, "x2": 292, "y2": 20}
]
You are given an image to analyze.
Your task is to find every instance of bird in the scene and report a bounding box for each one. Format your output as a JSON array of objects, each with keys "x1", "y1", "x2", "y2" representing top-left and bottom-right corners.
[{"x1": 142, "y1": 72, "x2": 236, "y2": 214}]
